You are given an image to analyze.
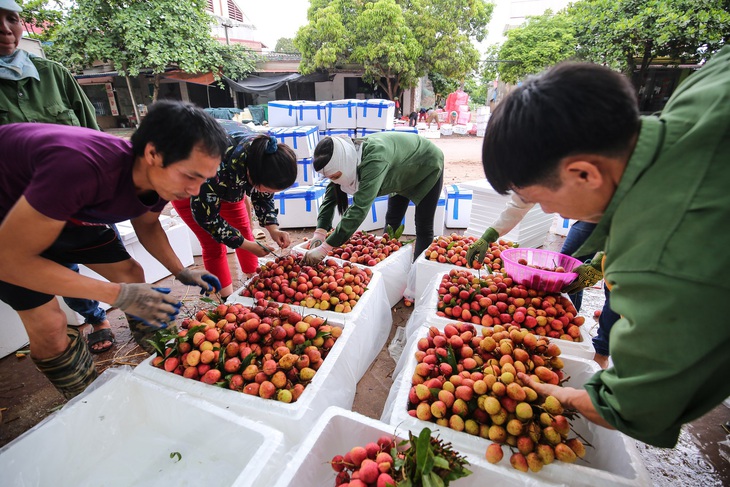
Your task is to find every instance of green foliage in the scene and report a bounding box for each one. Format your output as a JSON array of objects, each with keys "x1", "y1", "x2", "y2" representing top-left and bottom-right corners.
[
  {"x1": 568, "y1": 0, "x2": 730, "y2": 79},
  {"x1": 463, "y1": 75, "x2": 486, "y2": 106},
  {"x1": 479, "y1": 43, "x2": 501, "y2": 82},
  {"x1": 394, "y1": 428, "x2": 472, "y2": 486},
  {"x1": 274, "y1": 37, "x2": 299, "y2": 53},
  {"x1": 295, "y1": 0, "x2": 493, "y2": 100},
  {"x1": 16, "y1": 0, "x2": 64, "y2": 42},
  {"x1": 49, "y1": 0, "x2": 257, "y2": 98},
  {"x1": 428, "y1": 72, "x2": 459, "y2": 106},
  {"x1": 497, "y1": 10, "x2": 577, "y2": 84}
]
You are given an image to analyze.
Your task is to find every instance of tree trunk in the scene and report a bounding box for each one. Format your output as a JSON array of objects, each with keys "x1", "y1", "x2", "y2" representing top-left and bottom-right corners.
[
  {"x1": 152, "y1": 74, "x2": 162, "y2": 102},
  {"x1": 125, "y1": 75, "x2": 141, "y2": 125}
]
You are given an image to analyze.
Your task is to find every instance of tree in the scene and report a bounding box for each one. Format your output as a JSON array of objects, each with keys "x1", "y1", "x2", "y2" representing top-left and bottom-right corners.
[
  {"x1": 50, "y1": 0, "x2": 257, "y2": 108},
  {"x1": 16, "y1": 0, "x2": 64, "y2": 42},
  {"x1": 295, "y1": 0, "x2": 493, "y2": 100},
  {"x1": 568, "y1": 0, "x2": 730, "y2": 84},
  {"x1": 497, "y1": 10, "x2": 577, "y2": 84},
  {"x1": 274, "y1": 37, "x2": 299, "y2": 54}
]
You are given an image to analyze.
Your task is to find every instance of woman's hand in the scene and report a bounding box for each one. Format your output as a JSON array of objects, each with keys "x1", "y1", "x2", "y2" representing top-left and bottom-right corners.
[
  {"x1": 267, "y1": 225, "x2": 291, "y2": 248},
  {"x1": 241, "y1": 240, "x2": 270, "y2": 257}
]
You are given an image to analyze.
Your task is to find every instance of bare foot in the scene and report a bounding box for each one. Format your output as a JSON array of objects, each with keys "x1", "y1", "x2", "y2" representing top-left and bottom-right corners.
[
  {"x1": 593, "y1": 353, "x2": 609, "y2": 369},
  {"x1": 88, "y1": 320, "x2": 114, "y2": 352}
]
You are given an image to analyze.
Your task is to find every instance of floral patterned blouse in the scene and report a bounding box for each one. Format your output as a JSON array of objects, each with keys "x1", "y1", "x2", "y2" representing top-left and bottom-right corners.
[{"x1": 189, "y1": 134, "x2": 279, "y2": 249}]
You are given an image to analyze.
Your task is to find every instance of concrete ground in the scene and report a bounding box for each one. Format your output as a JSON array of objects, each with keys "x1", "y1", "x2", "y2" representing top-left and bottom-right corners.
[{"x1": 0, "y1": 134, "x2": 728, "y2": 485}]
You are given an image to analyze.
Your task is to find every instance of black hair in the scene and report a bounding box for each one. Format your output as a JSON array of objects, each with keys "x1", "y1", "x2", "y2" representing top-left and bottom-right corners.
[
  {"x1": 131, "y1": 100, "x2": 229, "y2": 167},
  {"x1": 246, "y1": 135, "x2": 297, "y2": 190},
  {"x1": 482, "y1": 62, "x2": 640, "y2": 195},
  {"x1": 313, "y1": 136, "x2": 349, "y2": 215}
]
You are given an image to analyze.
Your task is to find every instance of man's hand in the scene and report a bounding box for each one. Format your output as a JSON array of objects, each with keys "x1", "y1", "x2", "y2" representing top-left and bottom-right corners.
[
  {"x1": 466, "y1": 227, "x2": 499, "y2": 267},
  {"x1": 266, "y1": 225, "x2": 291, "y2": 248},
  {"x1": 302, "y1": 242, "x2": 333, "y2": 265},
  {"x1": 308, "y1": 228, "x2": 328, "y2": 250},
  {"x1": 562, "y1": 251, "x2": 604, "y2": 294},
  {"x1": 113, "y1": 284, "x2": 182, "y2": 328},
  {"x1": 175, "y1": 268, "x2": 222, "y2": 295}
]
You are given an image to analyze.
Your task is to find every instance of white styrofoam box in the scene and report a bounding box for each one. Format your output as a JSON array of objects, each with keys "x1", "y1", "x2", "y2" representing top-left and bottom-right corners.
[
  {"x1": 445, "y1": 184, "x2": 473, "y2": 228},
  {"x1": 269, "y1": 125, "x2": 320, "y2": 160},
  {"x1": 461, "y1": 179, "x2": 554, "y2": 249},
  {"x1": 320, "y1": 128, "x2": 357, "y2": 138},
  {"x1": 273, "y1": 406, "x2": 548, "y2": 487},
  {"x1": 404, "y1": 251, "x2": 484, "y2": 307},
  {"x1": 401, "y1": 189, "x2": 446, "y2": 235},
  {"x1": 357, "y1": 128, "x2": 385, "y2": 137},
  {"x1": 476, "y1": 122, "x2": 488, "y2": 130},
  {"x1": 292, "y1": 239, "x2": 413, "y2": 307},
  {"x1": 551, "y1": 214, "x2": 578, "y2": 237},
  {"x1": 267, "y1": 100, "x2": 302, "y2": 127},
  {"x1": 330, "y1": 193, "x2": 390, "y2": 232},
  {"x1": 457, "y1": 111, "x2": 471, "y2": 125},
  {"x1": 326, "y1": 99, "x2": 362, "y2": 129},
  {"x1": 383, "y1": 326, "x2": 650, "y2": 487},
  {"x1": 419, "y1": 129, "x2": 441, "y2": 139},
  {"x1": 440, "y1": 124, "x2": 453, "y2": 136},
  {"x1": 476, "y1": 129, "x2": 486, "y2": 137},
  {"x1": 476, "y1": 114, "x2": 489, "y2": 123},
  {"x1": 476, "y1": 106, "x2": 490, "y2": 116},
  {"x1": 294, "y1": 100, "x2": 328, "y2": 130},
  {"x1": 0, "y1": 368, "x2": 284, "y2": 487},
  {"x1": 453, "y1": 124, "x2": 469, "y2": 135},
  {"x1": 356, "y1": 99, "x2": 395, "y2": 130},
  {"x1": 416, "y1": 122, "x2": 428, "y2": 130},
  {"x1": 295, "y1": 157, "x2": 317, "y2": 186},
  {"x1": 273, "y1": 185, "x2": 326, "y2": 229},
  {"x1": 392, "y1": 125, "x2": 418, "y2": 134}
]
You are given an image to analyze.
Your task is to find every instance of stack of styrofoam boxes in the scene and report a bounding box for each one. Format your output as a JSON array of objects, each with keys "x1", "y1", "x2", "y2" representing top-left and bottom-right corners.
[
  {"x1": 475, "y1": 105, "x2": 489, "y2": 137},
  {"x1": 0, "y1": 368, "x2": 286, "y2": 486},
  {"x1": 326, "y1": 99, "x2": 362, "y2": 132},
  {"x1": 272, "y1": 185, "x2": 326, "y2": 229},
  {"x1": 269, "y1": 125, "x2": 320, "y2": 186},
  {"x1": 440, "y1": 123, "x2": 454, "y2": 136},
  {"x1": 460, "y1": 179, "x2": 554, "y2": 249},
  {"x1": 383, "y1": 323, "x2": 652, "y2": 487},
  {"x1": 356, "y1": 99, "x2": 395, "y2": 138},
  {"x1": 457, "y1": 103, "x2": 471, "y2": 125},
  {"x1": 444, "y1": 183, "x2": 473, "y2": 229},
  {"x1": 550, "y1": 214, "x2": 578, "y2": 236},
  {"x1": 401, "y1": 189, "x2": 447, "y2": 235},
  {"x1": 392, "y1": 125, "x2": 418, "y2": 134}
]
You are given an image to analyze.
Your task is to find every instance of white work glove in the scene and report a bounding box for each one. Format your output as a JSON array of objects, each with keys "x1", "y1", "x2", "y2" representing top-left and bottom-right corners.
[
  {"x1": 175, "y1": 268, "x2": 222, "y2": 295},
  {"x1": 113, "y1": 284, "x2": 181, "y2": 329},
  {"x1": 309, "y1": 228, "x2": 328, "y2": 250},
  {"x1": 302, "y1": 242, "x2": 333, "y2": 265}
]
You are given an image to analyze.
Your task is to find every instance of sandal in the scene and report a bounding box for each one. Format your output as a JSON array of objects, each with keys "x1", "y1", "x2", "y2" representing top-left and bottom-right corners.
[
  {"x1": 86, "y1": 328, "x2": 116, "y2": 354},
  {"x1": 253, "y1": 229, "x2": 266, "y2": 240}
]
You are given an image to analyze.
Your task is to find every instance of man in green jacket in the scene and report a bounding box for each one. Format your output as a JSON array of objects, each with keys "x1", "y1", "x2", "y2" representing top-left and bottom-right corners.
[
  {"x1": 304, "y1": 132, "x2": 444, "y2": 263},
  {"x1": 482, "y1": 47, "x2": 730, "y2": 447}
]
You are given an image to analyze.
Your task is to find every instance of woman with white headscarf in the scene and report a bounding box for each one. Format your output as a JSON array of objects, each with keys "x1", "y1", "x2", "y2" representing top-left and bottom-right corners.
[{"x1": 302, "y1": 132, "x2": 444, "y2": 264}]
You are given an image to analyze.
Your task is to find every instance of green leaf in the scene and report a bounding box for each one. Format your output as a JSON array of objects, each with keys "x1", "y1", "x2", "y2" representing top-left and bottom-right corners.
[
  {"x1": 169, "y1": 451, "x2": 182, "y2": 462},
  {"x1": 395, "y1": 224, "x2": 406, "y2": 240}
]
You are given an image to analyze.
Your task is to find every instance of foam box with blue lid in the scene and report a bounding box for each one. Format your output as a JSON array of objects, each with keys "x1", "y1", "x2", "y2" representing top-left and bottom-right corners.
[
  {"x1": 357, "y1": 128, "x2": 385, "y2": 137},
  {"x1": 294, "y1": 100, "x2": 328, "y2": 130},
  {"x1": 326, "y1": 99, "x2": 362, "y2": 129},
  {"x1": 267, "y1": 100, "x2": 301, "y2": 127},
  {"x1": 444, "y1": 183, "x2": 473, "y2": 228},
  {"x1": 356, "y1": 98, "x2": 395, "y2": 130},
  {"x1": 392, "y1": 125, "x2": 419, "y2": 134},
  {"x1": 331, "y1": 193, "x2": 390, "y2": 233},
  {"x1": 272, "y1": 406, "x2": 548, "y2": 487},
  {"x1": 319, "y1": 128, "x2": 357, "y2": 138},
  {"x1": 401, "y1": 189, "x2": 446, "y2": 235},
  {"x1": 0, "y1": 368, "x2": 285, "y2": 487},
  {"x1": 273, "y1": 185, "x2": 326, "y2": 228},
  {"x1": 383, "y1": 324, "x2": 650, "y2": 487},
  {"x1": 269, "y1": 125, "x2": 320, "y2": 160},
  {"x1": 295, "y1": 157, "x2": 317, "y2": 186}
]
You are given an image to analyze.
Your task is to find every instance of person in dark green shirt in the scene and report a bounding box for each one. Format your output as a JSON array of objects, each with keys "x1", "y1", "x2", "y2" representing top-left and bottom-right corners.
[
  {"x1": 302, "y1": 132, "x2": 444, "y2": 264},
  {"x1": 481, "y1": 47, "x2": 730, "y2": 447}
]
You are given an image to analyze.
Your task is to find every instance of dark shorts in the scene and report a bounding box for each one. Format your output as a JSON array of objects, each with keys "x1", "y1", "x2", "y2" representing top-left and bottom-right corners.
[{"x1": 0, "y1": 224, "x2": 131, "y2": 311}]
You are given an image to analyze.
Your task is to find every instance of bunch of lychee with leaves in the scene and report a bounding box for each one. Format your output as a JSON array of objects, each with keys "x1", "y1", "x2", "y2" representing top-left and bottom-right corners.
[
  {"x1": 424, "y1": 234, "x2": 515, "y2": 270},
  {"x1": 148, "y1": 301, "x2": 341, "y2": 403},
  {"x1": 242, "y1": 256, "x2": 373, "y2": 313},
  {"x1": 407, "y1": 321, "x2": 590, "y2": 473},
  {"x1": 436, "y1": 269, "x2": 585, "y2": 341},
  {"x1": 330, "y1": 428, "x2": 471, "y2": 487},
  {"x1": 328, "y1": 227, "x2": 409, "y2": 267}
]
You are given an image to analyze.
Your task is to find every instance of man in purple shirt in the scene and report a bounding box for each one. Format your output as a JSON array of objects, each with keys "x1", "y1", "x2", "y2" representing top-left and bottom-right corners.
[{"x1": 0, "y1": 100, "x2": 228, "y2": 399}]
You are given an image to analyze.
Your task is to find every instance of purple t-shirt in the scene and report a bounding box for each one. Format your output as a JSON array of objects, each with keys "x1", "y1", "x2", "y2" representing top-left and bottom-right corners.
[{"x1": 0, "y1": 123, "x2": 167, "y2": 223}]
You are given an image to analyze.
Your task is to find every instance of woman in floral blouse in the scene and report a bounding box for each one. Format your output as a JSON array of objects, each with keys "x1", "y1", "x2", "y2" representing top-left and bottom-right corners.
[{"x1": 172, "y1": 131, "x2": 297, "y2": 299}]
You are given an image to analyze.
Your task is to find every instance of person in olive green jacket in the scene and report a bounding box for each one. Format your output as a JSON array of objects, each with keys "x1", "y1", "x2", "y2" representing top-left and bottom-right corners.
[
  {"x1": 481, "y1": 47, "x2": 730, "y2": 448},
  {"x1": 303, "y1": 132, "x2": 444, "y2": 264},
  {"x1": 0, "y1": 0, "x2": 121, "y2": 354}
]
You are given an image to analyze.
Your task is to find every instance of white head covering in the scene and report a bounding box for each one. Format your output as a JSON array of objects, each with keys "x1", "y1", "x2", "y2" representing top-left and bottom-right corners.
[{"x1": 320, "y1": 136, "x2": 361, "y2": 195}]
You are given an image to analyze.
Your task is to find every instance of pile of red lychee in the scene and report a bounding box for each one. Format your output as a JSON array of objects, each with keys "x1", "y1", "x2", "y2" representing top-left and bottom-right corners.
[
  {"x1": 423, "y1": 234, "x2": 515, "y2": 270},
  {"x1": 330, "y1": 436, "x2": 398, "y2": 487},
  {"x1": 151, "y1": 302, "x2": 341, "y2": 403},
  {"x1": 242, "y1": 256, "x2": 373, "y2": 313},
  {"x1": 328, "y1": 230, "x2": 404, "y2": 267}
]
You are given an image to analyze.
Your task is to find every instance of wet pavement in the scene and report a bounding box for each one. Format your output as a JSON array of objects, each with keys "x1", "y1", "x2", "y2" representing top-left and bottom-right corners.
[{"x1": 0, "y1": 228, "x2": 728, "y2": 486}]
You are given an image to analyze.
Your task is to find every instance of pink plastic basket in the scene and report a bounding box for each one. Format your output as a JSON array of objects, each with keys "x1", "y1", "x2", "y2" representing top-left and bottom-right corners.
[{"x1": 500, "y1": 248, "x2": 583, "y2": 293}]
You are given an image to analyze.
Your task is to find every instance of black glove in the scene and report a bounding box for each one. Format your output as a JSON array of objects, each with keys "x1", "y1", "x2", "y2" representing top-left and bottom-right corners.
[
  {"x1": 562, "y1": 252, "x2": 604, "y2": 294},
  {"x1": 176, "y1": 269, "x2": 222, "y2": 295},
  {"x1": 466, "y1": 227, "x2": 499, "y2": 267},
  {"x1": 113, "y1": 284, "x2": 181, "y2": 328}
]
